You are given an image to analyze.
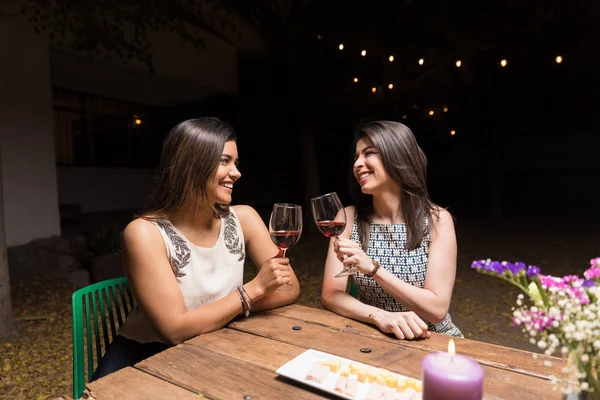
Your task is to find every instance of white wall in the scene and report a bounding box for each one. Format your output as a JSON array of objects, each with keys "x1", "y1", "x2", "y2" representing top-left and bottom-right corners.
[
  {"x1": 56, "y1": 167, "x2": 155, "y2": 213},
  {"x1": 0, "y1": 20, "x2": 61, "y2": 246}
]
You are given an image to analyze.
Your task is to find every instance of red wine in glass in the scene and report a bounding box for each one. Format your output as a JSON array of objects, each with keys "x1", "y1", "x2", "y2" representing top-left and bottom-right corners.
[
  {"x1": 316, "y1": 221, "x2": 346, "y2": 238},
  {"x1": 270, "y1": 230, "x2": 301, "y2": 249},
  {"x1": 311, "y1": 192, "x2": 357, "y2": 278},
  {"x1": 269, "y1": 203, "x2": 302, "y2": 291}
]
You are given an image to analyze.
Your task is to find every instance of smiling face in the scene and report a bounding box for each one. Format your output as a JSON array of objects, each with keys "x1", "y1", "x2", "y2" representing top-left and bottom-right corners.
[
  {"x1": 207, "y1": 140, "x2": 241, "y2": 205},
  {"x1": 353, "y1": 137, "x2": 397, "y2": 195}
]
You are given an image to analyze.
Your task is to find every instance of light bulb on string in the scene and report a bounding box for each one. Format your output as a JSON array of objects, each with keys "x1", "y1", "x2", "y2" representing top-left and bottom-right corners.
[
  {"x1": 500, "y1": 59, "x2": 508, "y2": 67},
  {"x1": 455, "y1": 60, "x2": 462, "y2": 68},
  {"x1": 361, "y1": 50, "x2": 367, "y2": 57},
  {"x1": 338, "y1": 43, "x2": 344, "y2": 51},
  {"x1": 428, "y1": 110, "x2": 435, "y2": 116},
  {"x1": 389, "y1": 55, "x2": 394, "y2": 62},
  {"x1": 317, "y1": 34, "x2": 322, "y2": 40},
  {"x1": 450, "y1": 130, "x2": 456, "y2": 136},
  {"x1": 418, "y1": 58, "x2": 424, "y2": 65},
  {"x1": 388, "y1": 83, "x2": 394, "y2": 89},
  {"x1": 443, "y1": 107, "x2": 449, "y2": 113},
  {"x1": 371, "y1": 87, "x2": 377, "y2": 93},
  {"x1": 353, "y1": 77, "x2": 359, "y2": 83},
  {"x1": 555, "y1": 55, "x2": 563, "y2": 64}
]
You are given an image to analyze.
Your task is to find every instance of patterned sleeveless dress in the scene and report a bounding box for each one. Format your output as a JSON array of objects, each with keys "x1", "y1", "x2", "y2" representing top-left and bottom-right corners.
[{"x1": 351, "y1": 216, "x2": 463, "y2": 337}]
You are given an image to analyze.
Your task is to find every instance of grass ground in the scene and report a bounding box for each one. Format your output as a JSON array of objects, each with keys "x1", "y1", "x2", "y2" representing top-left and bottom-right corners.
[{"x1": 1, "y1": 215, "x2": 598, "y2": 399}]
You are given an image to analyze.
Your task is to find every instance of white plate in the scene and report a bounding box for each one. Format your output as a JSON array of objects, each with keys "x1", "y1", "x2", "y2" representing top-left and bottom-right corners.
[{"x1": 276, "y1": 348, "x2": 422, "y2": 399}]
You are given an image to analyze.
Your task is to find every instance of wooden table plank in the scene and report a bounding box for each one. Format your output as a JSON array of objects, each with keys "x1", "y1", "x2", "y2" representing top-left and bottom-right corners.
[
  {"x1": 268, "y1": 304, "x2": 563, "y2": 378},
  {"x1": 229, "y1": 311, "x2": 560, "y2": 400},
  {"x1": 83, "y1": 367, "x2": 198, "y2": 400},
  {"x1": 135, "y1": 343, "x2": 325, "y2": 400},
  {"x1": 186, "y1": 328, "x2": 307, "y2": 371}
]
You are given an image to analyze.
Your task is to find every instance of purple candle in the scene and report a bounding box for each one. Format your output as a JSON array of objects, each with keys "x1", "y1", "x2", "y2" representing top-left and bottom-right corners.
[{"x1": 421, "y1": 339, "x2": 484, "y2": 400}]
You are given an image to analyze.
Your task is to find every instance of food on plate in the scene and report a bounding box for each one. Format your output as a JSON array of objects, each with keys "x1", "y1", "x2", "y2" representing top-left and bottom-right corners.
[
  {"x1": 305, "y1": 362, "x2": 330, "y2": 383},
  {"x1": 322, "y1": 357, "x2": 342, "y2": 373},
  {"x1": 364, "y1": 383, "x2": 385, "y2": 400}
]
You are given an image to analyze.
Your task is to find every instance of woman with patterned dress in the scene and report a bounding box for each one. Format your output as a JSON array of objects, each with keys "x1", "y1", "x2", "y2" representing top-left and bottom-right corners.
[
  {"x1": 93, "y1": 118, "x2": 300, "y2": 380},
  {"x1": 321, "y1": 120, "x2": 462, "y2": 339}
]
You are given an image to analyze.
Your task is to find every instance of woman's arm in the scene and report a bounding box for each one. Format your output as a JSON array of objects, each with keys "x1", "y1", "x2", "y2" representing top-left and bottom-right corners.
[
  {"x1": 123, "y1": 219, "x2": 248, "y2": 345},
  {"x1": 321, "y1": 207, "x2": 431, "y2": 340},
  {"x1": 123, "y1": 217, "x2": 290, "y2": 345},
  {"x1": 321, "y1": 207, "x2": 375, "y2": 320},
  {"x1": 234, "y1": 205, "x2": 300, "y2": 310},
  {"x1": 336, "y1": 209, "x2": 457, "y2": 324}
]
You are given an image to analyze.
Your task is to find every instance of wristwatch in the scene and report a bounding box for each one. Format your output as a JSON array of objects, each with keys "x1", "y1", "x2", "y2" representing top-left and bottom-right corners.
[{"x1": 365, "y1": 259, "x2": 381, "y2": 278}]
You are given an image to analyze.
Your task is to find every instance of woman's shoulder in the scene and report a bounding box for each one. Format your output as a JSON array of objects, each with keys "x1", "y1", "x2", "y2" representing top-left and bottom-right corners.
[
  {"x1": 429, "y1": 207, "x2": 455, "y2": 238},
  {"x1": 231, "y1": 205, "x2": 261, "y2": 223},
  {"x1": 230, "y1": 205, "x2": 264, "y2": 231},
  {"x1": 123, "y1": 217, "x2": 164, "y2": 246},
  {"x1": 344, "y1": 205, "x2": 357, "y2": 219}
]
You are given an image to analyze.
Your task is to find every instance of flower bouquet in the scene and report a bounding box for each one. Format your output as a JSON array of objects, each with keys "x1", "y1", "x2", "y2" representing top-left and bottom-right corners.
[{"x1": 472, "y1": 257, "x2": 600, "y2": 398}]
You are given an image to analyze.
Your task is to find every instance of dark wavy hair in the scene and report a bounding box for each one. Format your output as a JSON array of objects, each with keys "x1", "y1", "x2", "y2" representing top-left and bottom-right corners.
[
  {"x1": 142, "y1": 117, "x2": 237, "y2": 220},
  {"x1": 349, "y1": 120, "x2": 439, "y2": 251}
]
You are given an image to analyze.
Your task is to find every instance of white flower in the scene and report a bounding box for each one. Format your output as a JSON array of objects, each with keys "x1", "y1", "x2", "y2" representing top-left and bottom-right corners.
[
  {"x1": 580, "y1": 354, "x2": 589, "y2": 364},
  {"x1": 581, "y1": 382, "x2": 589, "y2": 391},
  {"x1": 538, "y1": 340, "x2": 548, "y2": 349}
]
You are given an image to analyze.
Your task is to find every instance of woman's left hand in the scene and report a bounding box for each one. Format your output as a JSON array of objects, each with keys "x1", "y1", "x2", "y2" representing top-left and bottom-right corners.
[{"x1": 334, "y1": 238, "x2": 376, "y2": 275}]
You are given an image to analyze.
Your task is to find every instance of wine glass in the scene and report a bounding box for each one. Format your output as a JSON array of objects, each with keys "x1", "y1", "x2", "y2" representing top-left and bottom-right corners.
[
  {"x1": 311, "y1": 192, "x2": 357, "y2": 278},
  {"x1": 269, "y1": 203, "x2": 302, "y2": 291}
]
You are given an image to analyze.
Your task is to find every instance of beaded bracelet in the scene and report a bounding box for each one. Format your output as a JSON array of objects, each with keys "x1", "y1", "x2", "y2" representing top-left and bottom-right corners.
[
  {"x1": 365, "y1": 259, "x2": 381, "y2": 278},
  {"x1": 239, "y1": 285, "x2": 253, "y2": 306},
  {"x1": 235, "y1": 286, "x2": 252, "y2": 317}
]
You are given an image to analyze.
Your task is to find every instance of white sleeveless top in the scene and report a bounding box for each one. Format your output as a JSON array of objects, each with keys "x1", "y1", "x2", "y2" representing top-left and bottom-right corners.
[{"x1": 119, "y1": 209, "x2": 246, "y2": 343}]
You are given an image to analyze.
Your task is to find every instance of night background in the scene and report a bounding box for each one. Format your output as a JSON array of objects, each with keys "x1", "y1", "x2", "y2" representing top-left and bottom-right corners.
[{"x1": 0, "y1": 0, "x2": 599, "y2": 398}]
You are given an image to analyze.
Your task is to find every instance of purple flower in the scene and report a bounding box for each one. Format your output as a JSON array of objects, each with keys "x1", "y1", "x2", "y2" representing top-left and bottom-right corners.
[
  {"x1": 582, "y1": 280, "x2": 596, "y2": 288},
  {"x1": 526, "y1": 265, "x2": 541, "y2": 277}
]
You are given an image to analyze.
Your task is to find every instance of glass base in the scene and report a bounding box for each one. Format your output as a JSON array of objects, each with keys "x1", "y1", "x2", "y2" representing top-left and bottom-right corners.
[{"x1": 335, "y1": 266, "x2": 358, "y2": 278}]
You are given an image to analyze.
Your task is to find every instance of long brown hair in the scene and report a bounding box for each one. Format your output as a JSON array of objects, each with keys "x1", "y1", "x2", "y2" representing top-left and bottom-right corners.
[
  {"x1": 142, "y1": 118, "x2": 237, "y2": 220},
  {"x1": 349, "y1": 120, "x2": 439, "y2": 251}
]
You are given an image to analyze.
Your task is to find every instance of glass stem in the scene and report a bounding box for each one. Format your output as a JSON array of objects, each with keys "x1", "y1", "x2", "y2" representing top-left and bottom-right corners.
[{"x1": 281, "y1": 248, "x2": 287, "y2": 257}]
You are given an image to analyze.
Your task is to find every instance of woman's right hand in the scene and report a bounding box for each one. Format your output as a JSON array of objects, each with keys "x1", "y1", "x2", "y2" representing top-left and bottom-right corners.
[
  {"x1": 251, "y1": 256, "x2": 291, "y2": 296},
  {"x1": 370, "y1": 310, "x2": 431, "y2": 340}
]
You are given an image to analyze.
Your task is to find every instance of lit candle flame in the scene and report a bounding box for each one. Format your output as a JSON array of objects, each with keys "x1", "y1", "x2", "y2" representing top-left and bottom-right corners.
[{"x1": 448, "y1": 339, "x2": 455, "y2": 355}]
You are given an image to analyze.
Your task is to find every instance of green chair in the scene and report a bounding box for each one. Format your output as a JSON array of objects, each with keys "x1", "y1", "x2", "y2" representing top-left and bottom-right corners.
[
  {"x1": 348, "y1": 277, "x2": 359, "y2": 299},
  {"x1": 72, "y1": 277, "x2": 134, "y2": 399}
]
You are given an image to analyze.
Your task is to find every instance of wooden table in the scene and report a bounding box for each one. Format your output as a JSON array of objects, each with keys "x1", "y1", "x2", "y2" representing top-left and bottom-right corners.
[{"x1": 84, "y1": 304, "x2": 564, "y2": 399}]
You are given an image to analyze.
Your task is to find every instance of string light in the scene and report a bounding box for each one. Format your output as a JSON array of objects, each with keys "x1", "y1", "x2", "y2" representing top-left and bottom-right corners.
[
  {"x1": 317, "y1": 34, "x2": 322, "y2": 40},
  {"x1": 450, "y1": 130, "x2": 456, "y2": 136},
  {"x1": 361, "y1": 50, "x2": 367, "y2": 56},
  {"x1": 371, "y1": 87, "x2": 377, "y2": 93},
  {"x1": 555, "y1": 55, "x2": 563, "y2": 64},
  {"x1": 455, "y1": 60, "x2": 462, "y2": 67},
  {"x1": 428, "y1": 110, "x2": 435, "y2": 116},
  {"x1": 388, "y1": 83, "x2": 394, "y2": 89},
  {"x1": 402, "y1": 115, "x2": 408, "y2": 120},
  {"x1": 338, "y1": 43, "x2": 344, "y2": 50},
  {"x1": 389, "y1": 55, "x2": 394, "y2": 62},
  {"x1": 353, "y1": 77, "x2": 359, "y2": 83},
  {"x1": 134, "y1": 118, "x2": 142, "y2": 125},
  {"x1": 443, "y1": 107, "x2": 449, "y2": 113},
  {"x1": 418, "y1": 58, "x2": 425, "y2": 65},
  {"x1": 500, "y1": 59, "x2": 508, "y2": 67}
]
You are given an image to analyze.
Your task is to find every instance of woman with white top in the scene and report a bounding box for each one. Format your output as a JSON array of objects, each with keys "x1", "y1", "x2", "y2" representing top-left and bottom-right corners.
[
  {"x1": 321, "y1": 120, "x2": 462, "y2": 340},
  {"x1": 93, "y1": 118, "x2": 300, "y2": 379}
]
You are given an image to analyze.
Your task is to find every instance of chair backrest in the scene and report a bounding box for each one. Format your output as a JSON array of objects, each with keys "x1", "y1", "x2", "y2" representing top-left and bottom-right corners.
[
  {"x1": 348, "y1": 277, "x2": 359, "y2": 299},
  {"x1": 72, "y1": 277, "x2": 134, "y2": 399}
]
